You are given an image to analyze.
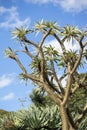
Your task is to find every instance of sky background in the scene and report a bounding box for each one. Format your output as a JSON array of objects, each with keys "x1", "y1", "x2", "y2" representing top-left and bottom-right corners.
[{"x1": 0, "y1": 0, "x2": 87, "y2": 111}]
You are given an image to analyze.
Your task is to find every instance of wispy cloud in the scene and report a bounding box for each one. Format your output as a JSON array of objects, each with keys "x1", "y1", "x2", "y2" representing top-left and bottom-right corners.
[
  {"x1": 1, "y1": 92, "x2": 15, "y2": 100},
  {"x1": 24, "y1": 0, "x2": 87, "y2": 13},
  {"x1": 0, "y1": 74, "x2": 15, "y2": 89},
  {"x1": 25, "y1": 0, "x2": 51, "y2": 4},
  {"x1": 59, "y1": 0, "x2": 87, "y2": 13},
  {"x1": 0, "y1": 6, "x2": 30, "y2": 28}
]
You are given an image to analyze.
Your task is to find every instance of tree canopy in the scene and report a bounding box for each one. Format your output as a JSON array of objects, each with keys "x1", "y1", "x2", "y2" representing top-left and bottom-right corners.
[{"x1": 5, "y1": 20, "x2": 87, "y2": 130}]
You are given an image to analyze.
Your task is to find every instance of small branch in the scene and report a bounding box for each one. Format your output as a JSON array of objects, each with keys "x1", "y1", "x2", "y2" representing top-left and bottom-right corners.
[
  {"x1": 45, "y1": 76, "x2": 63, "y2": 99},
  {"x1": 36, "y1": 80, "x2": 62, "y2": 105},
  {"x1": 22, "y1": 46, "x2": 34, "y2": 59},
  {"x1": 62, "y1": 36, "x2": 67, "y2": 43},
  {"x1": 79, "y1": 35, "x2": 84, "y2": 48},
  {"x1": 71, "y1": 73, "x2": 87, "y2": 94},
  {"x1": 23, "y1": 37, "x2": 39, "y2": 49},
  {"x1": 75, "y1": 34, "x2": 85, "y2": 47},
  {"x1": 21, "y1": 73, "x2": 43, "y2": 83},
  {"x1": 39, "y1": 28, "x2": 52, "y2": 48},
  {"x1": 60, "y1": 73, "x2": 68, "y2": 81},
  {"x1": 83, "y1": 42, "x2": 87, "y2": 47},
  {"x1": 75, "y1": 36, "x2": 84, "y2": 47},
  {"x1": 36, "y1": 29, "x2": 52, "y2": 56},
  {"x1": 53, "y1": 33, "x2": 66, "y2": 55},
  {"x1": 72, "y1": 74, "x2": 87, "y2": 94},
  {"x1": 9, "y1": 54, "x2": 27, "y2": 74},
  {"x1": 71, "y1": 35, "x2": 84, "y2": 74},
  {"x1": 42, "y1": 81, "x2": 61, "y2": 106},
  {"x1": 50, "y1": 56, "x2": 64, "y2": 94},
  {"x1": 71, "y1": 83, "x2": 79, "y2": 94},
  {"x1": 80, "y1": 73, "x2": 87, "y2": 84},
  {"x1": 62, "y1": 62, "x2": 72, "y2": 106},
  {"x1": 71, "y1": 48, "x2": 83, "y2": 74},
  {"x1": 76, "y1": 104, "x2": 87, "y2": 125},
  {"x1": 24, "y1": 37, "x2": 45, "y2": 81},
  {"x1": 39, "y1": 48, "x2": 45, "y2": 80},
  {"x1": 66, "y1": 108, "x2": 78, "y2": 129}
]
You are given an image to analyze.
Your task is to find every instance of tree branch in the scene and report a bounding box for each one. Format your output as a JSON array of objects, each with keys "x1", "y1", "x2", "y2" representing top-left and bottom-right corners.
[
  {"x1": 39, "y1": 28, "x2": 52, "y2": 48},
  {"x1": 83, "y1": 41, "x2": 87, "y2": 47},
  {"x1": 53, "y1": 33, "x2": 66, "y2": 55},
  {"x1": 24, "y1": 37, "x2": 45, "y2": 81},
  {"x1": 50, "y1": 56, "x2": 64, "y2": 94},
  {"x1": 71, "y1": 48, "x2": 83, "y2": 74},
  {"x1": 60, "y1": 73, "x2": 68, "y2": 81},
  {"x1": 42, "y1": 81, "x2": 62, "y2": 106},
  {"x1": 21, "y1": 73, "x2": 43, "y2": 83},
  {"x1": 75, "y1": 35, "x2": 84, "y2": 48},
  {"x1": 9, "y1": 54, "x2": 27, "y2": 74},
  {"x1": 23, "y1": 37, "x2": 39, "y2": 48},
  {"x1": 44, "y1": 76, "x2": 63, "y2": 100},
  {"x1": 66, "y1": 108, "x2": 78, "y2": 129},
  {"x1": 71, "y1": 35, "x2": 84, "y2": 74},
  {"x1": 75, "y1": 32, "x2": 87, "y2": 48},
  {"x1": 71, "y1": 73, "x2": 87, "y2": 94},
  {"x1": 71, "y1": 83, "x2": 79, "y2": 94},
  {"x1": 22, "y1": 46, "x2": 34, "y2": 59},
  {"x1": 62, "y1": 62, "x2": 72, "y2": 106},
  {"x1": 62, "y1": 36, "x2": 67, "y2": 43},
  {"x1": 76, "y1": 104, "x2": 87, "y2": 125}
]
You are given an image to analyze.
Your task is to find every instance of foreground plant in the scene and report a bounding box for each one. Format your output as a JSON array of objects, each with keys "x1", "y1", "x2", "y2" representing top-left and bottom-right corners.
[
  {"x1": 15, "y1": 104, "x2": 61, "y2": 130},
  {"x1": 0, "y1": 113, "x2": 19, "y2": 130},
  {"x1": 5, "y1": 20, "x2": 87, "y2": 130}
]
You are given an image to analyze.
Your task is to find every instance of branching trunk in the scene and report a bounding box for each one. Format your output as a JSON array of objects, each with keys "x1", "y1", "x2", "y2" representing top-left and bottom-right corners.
[
  {"x1": 60, "y1": 105, "x2": 69, "y2": 130},
  {"x1": 6, "y1": 22, "x2": 87, "y2": 130},
  {"x1": 60, "y1": 105, "x2": 76, "y2": 130}
]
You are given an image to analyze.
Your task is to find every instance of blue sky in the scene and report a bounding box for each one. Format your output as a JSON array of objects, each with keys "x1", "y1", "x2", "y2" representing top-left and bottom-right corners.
[{"x1": 0, "y1": 0, "x2": 87, "y2": 111}]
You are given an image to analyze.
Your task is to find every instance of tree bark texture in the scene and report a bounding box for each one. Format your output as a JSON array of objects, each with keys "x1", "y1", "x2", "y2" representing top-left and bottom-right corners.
[{"x1": 60, "y1": 105, "x2": 76, "y2": 130}]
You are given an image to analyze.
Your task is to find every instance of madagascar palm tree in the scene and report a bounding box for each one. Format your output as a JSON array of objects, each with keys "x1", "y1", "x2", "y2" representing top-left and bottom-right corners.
[{"x1": 5, "y1": 20, "x2": 87, "y2": 130}]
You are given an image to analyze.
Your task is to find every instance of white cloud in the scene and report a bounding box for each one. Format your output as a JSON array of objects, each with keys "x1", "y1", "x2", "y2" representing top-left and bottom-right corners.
[
  {"x1": 25, "y1": 0, "x2": 51, "y2": 4},
  {"x1": 24, "y1": 0, "x2": 87, "y2": 13},
  {"x1": 0, "y1": 74, "x2": 15, "y2": 89},
  {"x1": 1, "y1": 93, "x2": 15, "y2": 100},
  {"x1": 45, "y1": 39, "x2": 62, "y2": 53},
  {"x1": 60, "y1": 0, "x2": 87, "y2": 13},
  {"x1": 45, "y1": 39, "x2": 80, "y2": 53},
  {"x1": 0, "y1": 6, "x2": 30, "y2": 28}
]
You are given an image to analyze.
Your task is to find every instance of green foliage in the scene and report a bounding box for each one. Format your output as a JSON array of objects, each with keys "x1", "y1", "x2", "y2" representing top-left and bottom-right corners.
[
  {"x1": 15, "y1": 105, "x2": 61, "y2": 130},
  {"x1": 44, "y1": 45, "x2": 59, "y2": 62},
  {"x1": 30, "y1": 87, "x2": 55, "y2": 107},
  {"x1": 0, "y1": 85, "x2": 87, "y2": 130},
  {"x1": 4, "y1": 20, "x2": 87, "y2": 130},
  {"x1": 69, "y1": 88, "x2": 87, "y2": 113},
  {"x1": 5, "y1": 47, "x2": 13, "y2": 57},
  {"x1": 79, "y1": 116, "x2": 87, "y2": 130},
  {"x1": 0, "y1": 113, "x2": 18, "y2": 130},
  {"x1": 0, "y1": 109, "x2": 9, "y2": 116},
  {"x1": 30, "y1": 88, "x2": 46, "y2": 107},
  {"x1": 5, "y1": 47, "x2": 17, "y2": 59},
  {"x1": 61, "y1": 25, "x2": 82, "y2": 40},
  {"x1": 11, "y1": 26, "x2": 33, "y2": 41},
  {"x1": 35, "y1": 19, "x2": 59, "y2": 32},
  {"x1": 30, "y1": 56, "x2": 42, "y2": 75}
]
